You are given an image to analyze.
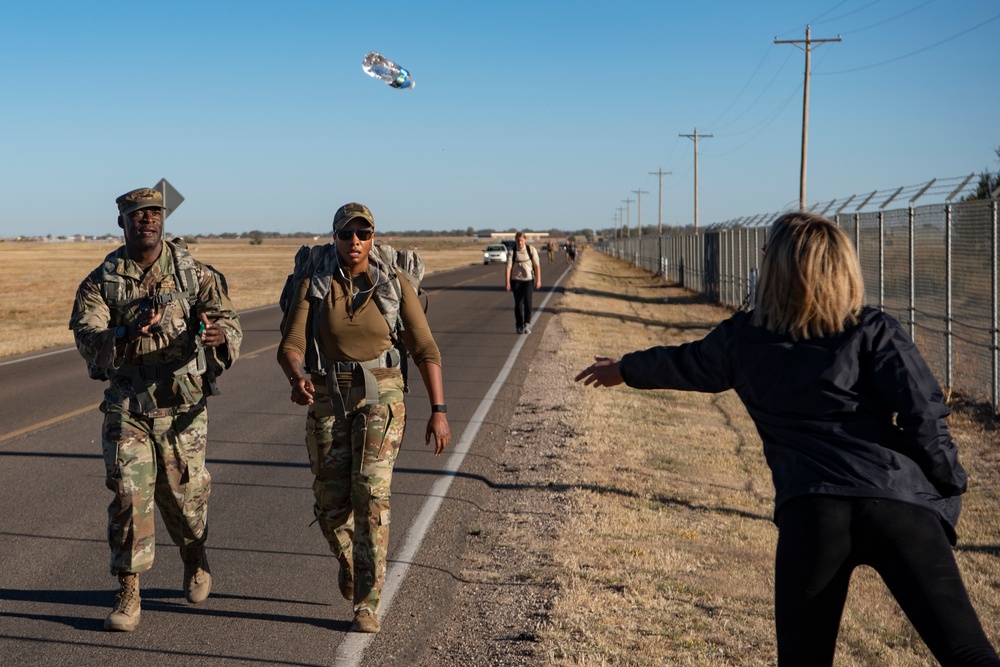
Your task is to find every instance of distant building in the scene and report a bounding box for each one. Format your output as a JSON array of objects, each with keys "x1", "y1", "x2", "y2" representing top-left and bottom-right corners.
[{"x1": 482, "y1": 232, "x2": 549, "y2": 243}]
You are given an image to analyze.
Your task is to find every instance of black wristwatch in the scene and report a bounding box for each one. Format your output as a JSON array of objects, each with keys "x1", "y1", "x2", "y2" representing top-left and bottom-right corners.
[
  {"x1": 431, "y1": 404, "x2": 447, "y2": 414},
  {"x1": 115, "y1": 325, "x2": 128, "y2": 340}
]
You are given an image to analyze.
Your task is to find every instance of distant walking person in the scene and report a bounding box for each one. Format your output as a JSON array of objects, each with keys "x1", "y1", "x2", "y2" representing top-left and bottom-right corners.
[
  {"x1": 576, "y1": 212, "x2": 1000, "y2": 666},
  {"x1": 566, "y1": 238, "x2": 577, "y2": 264},
  {"x1": 69, "y1": 187, "x2": 242, "y2": 632},
  {"x1": 544, "y1": 240, "x2": 555, "y2": 263},
  {"x1": 505, "y1": 231, "x2": 541, "y2": 334}
]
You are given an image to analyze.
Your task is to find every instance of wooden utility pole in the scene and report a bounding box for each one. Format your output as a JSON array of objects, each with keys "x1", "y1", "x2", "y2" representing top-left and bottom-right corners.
[
  {"x1": 621, "y1": 198, "x2": 634, "y2": 238},
  {"x1": 649, "y1": 169, "x2": 672, "y2": 233},
  {"x1": 632, "y1": 188, "x2": 648, "y2": 237},
  {"x1": 775, "y1": 26, "x2": 841, "y2": 210},
  {"x1": 679, "y1": 129, "x2": 712, "y2": 234}
]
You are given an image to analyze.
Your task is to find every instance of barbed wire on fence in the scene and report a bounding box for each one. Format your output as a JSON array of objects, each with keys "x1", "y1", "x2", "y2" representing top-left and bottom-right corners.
[{"x1": 705, "y1": 174, "x2": 981, "y2": 231}]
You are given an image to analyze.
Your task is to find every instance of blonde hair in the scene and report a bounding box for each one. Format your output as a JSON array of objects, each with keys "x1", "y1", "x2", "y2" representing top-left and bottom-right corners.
[{"x1": 752, "y1": 212, "x2": 865, "y2": 340}]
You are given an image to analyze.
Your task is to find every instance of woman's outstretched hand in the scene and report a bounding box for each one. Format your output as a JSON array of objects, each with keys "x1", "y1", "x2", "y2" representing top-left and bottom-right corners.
[{"x1": 575, "y1": 356, "x2": 624, "y2": 388}]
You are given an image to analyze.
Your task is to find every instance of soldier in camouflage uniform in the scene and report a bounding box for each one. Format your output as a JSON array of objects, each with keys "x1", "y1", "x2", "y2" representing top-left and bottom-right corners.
[
  {"x1": 69, "y1": 187, "x2": 242, "y2": 632},
  {"x1": 277, "y1": 202, "x2": 450, "y2": 634}
]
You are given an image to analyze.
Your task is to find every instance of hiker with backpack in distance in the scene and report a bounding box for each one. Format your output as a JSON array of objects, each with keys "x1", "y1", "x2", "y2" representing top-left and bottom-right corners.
[
  {"x1": 505, "y1": 231, "x2": 542, "y2": 334},
  {"x1": 575, "y1": 212, "x2": 1000, "y2": 666},
  {"x1": 277, "y1": 202, "x2": 450, "y2": 635},
  {"x1": 69, "y1": 187, "x2": 242, "y2": 633}
]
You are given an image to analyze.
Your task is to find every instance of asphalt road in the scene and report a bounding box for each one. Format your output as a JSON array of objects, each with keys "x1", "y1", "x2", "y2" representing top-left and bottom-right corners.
[{"x1": 0, "y1": 260, "x2": 573, "y2": 667}]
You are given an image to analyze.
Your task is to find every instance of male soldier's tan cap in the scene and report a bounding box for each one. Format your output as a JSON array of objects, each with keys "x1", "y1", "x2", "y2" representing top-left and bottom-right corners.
[
  {"x1": 116, "y1": 188, "x2": 164, "y2": 217},
  {"x1": 332, "y1": 202, "x2": 375, "y2": 232}
]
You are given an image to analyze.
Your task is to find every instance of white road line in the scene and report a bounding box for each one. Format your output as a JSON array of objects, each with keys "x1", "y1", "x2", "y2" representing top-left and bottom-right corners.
[
  {"x1": 0, "y1": 346, "x2": 76, "y2": 367},
  {"x1": 331, "y1": 262, "x2": 575, "y2": 665}
]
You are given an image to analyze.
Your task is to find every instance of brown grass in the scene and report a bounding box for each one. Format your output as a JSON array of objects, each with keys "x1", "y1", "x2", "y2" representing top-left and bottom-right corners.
[
  {"x1": 536, "y1": 251, "x2": 1000, "y2": 666},
  {"x1": 0, "y1": 236, "x2": 480, "y2": 358}
]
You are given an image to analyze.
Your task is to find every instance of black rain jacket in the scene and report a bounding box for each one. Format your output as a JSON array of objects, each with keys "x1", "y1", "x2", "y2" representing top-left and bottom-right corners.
[{"x1": 619, "y1": 307, "x2": 967, "y2": 544}]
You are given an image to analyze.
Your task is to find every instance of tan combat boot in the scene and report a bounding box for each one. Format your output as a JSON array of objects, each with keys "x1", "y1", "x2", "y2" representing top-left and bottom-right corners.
[
  {"x1": 181, "y1": 544, "x2": 212, "y2": 604},
  {"x1": 352, "y1": 608, "x2": 381, "y2": 633},
  {"x1": 337, "y1": 553, "x2": 354, "y2": 601},
  {"x1": 104, "y1": 573, "x2": 141, "y2": 632}
]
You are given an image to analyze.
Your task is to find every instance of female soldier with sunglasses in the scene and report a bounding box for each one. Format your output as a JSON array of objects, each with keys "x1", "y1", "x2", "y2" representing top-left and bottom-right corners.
[{"x1": 277, "y1": 202, "x2": 450, "y2": 634}]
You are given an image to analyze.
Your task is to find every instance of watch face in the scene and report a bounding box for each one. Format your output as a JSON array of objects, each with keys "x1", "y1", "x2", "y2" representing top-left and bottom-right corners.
[{"x1": 116, "y1": 325, "x2": 127, "y2": 339}]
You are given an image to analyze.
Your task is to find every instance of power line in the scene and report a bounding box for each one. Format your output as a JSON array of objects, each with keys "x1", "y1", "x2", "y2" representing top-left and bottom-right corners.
[
  {"x1": 701, "y1": 84, "x2": 802, "y2": 158},
  {"x1": 809, "y1": 0, "x2": 856, "y2": 23},
  {"x1": 708, "y1": 48, "x2": 796, "y2": 133},
  {"x1": 704, "y1": 46, "x2": 775, "y2": 130},
  {"x1": 838, "y1": 0, "x2": 936, "y2": 35},
  {"x1": 818, "y1": 11, "x2": 1000, "y2": 75},
  {"x1": 810, "y1": 0, "x2": 887, "y2": 26}
]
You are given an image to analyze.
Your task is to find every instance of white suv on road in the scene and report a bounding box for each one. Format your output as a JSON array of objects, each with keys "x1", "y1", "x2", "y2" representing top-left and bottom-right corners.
[{"x1": 483, "y1": 244, "x2": 509, "y2": 264}]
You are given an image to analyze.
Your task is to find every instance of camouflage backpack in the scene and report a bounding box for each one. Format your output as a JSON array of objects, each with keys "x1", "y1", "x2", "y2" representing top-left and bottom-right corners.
[{"x1": 278, "y1": 241, "x2": 427, "y2": 386}]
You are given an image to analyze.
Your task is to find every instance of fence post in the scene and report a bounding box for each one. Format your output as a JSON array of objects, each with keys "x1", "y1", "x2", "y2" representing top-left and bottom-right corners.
[
  {"x1": 878, "y1": 210, "x2": 885, "y2": 311},
  {"x1": 908, "y1": 206, "x2": 916, "y2": 340},
  {"x1": 738, "y1": 227, "x2": 746, "y2": 308},
  {"x1": 720, "y1": 229, "x2": 736, "y2": 306},
  {"x1": 701, "y1": 232, "x2": 706, "y2": 294},
  {"x1": 992, "y1": 197, "x2": 999, "y2": 412},
  {"x1": 945, "y1": 204, "x2": 954, "y2": 395}
]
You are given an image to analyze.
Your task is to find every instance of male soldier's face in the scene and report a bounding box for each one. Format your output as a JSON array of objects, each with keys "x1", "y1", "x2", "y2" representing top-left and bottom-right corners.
[
  {"x1": 516, "y1": 236, "x2": 525, "y2": 249},
  {"x1": 121, "y1": 207, "x2": 164, "y2": 253}
]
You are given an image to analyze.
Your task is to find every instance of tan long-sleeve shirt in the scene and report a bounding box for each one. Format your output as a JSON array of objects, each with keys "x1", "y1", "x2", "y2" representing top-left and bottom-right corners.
[{"x1": 279, "y1": 268, "x2": 441, "y2": 367}]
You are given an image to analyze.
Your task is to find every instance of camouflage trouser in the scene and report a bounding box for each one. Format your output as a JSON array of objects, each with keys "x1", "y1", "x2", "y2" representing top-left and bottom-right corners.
[
  {"x1": 101, "y1": 403, "x2": 211, "y2": 575},
  {"x1": 306, "y1": 374, "x2": 406, "y2": 614}
]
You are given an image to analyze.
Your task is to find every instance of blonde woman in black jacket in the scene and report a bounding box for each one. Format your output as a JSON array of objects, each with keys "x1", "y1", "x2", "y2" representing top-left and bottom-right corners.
[{"x1": 576, "y1": 212, "x2": 999, "y2": 666}]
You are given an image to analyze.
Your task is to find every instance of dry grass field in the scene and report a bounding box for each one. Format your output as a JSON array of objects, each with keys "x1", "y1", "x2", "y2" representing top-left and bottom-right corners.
[{"x1": 0, "y1": 236, "x2": 480, "y2": 358}]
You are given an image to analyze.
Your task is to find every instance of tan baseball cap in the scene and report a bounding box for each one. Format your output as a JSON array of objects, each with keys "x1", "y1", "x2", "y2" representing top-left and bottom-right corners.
[
  {"x1": 116, "y1": 188, "x2": 164, "y2": 217},
  {"x1": 332, "y1": 202, "x2": 375, "y2": 232}
]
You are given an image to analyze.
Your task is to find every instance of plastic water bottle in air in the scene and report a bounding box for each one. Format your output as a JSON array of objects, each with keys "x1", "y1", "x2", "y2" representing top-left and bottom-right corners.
[{"x1": 362, "y1": 51, "x2": 414, "y2": 89}]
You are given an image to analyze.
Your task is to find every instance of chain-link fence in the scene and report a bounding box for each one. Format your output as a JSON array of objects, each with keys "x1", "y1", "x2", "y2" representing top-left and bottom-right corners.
[{"x1": 599, "y1": 197, "x2": 1000, "y2": 414}]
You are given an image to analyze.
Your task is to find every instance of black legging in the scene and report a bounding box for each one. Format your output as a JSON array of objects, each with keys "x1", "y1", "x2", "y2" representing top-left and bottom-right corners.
[
  {"x1": 775, "y1": 495, "x2": 1000, "y2": 666},
  {"x1": 511, "y1": 279, "x2": 534, "y2": 329}
]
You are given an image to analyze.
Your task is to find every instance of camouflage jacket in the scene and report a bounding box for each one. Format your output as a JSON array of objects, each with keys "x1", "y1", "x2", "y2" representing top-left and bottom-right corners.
[{"x1": 69, "y1": 240, "x2": 242, "y2": 417}]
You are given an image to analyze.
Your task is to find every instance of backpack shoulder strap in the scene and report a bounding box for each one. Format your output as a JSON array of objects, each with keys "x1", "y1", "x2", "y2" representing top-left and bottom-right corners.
[
  {"x1": 166, "y1": 239, "x2": 202, "y2": 307},
  {"x1": 370, "y1": 246, "x2": 404, "y2": 338}
]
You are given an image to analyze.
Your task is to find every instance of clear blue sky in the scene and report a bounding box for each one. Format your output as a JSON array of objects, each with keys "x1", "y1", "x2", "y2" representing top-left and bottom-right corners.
[{"x1": 1, "y1": 0, "x2": 997, "y2": 238}]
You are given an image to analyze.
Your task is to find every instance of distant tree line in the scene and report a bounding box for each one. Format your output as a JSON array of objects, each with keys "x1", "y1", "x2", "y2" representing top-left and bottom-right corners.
[
  {"x1": 966, "y1": 145, "x2": 1000, "y2": 201},
  {"x1": 186, "y1": 227, "x2": 601, "y2": 244}
]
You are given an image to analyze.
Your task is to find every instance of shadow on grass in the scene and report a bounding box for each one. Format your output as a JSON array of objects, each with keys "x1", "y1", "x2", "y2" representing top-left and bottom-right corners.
[{"x1": 394, "y1": 467, "x2": 772, "y2": 524}]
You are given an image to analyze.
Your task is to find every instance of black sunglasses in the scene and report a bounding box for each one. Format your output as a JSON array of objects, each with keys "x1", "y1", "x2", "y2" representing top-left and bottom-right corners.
[{"x1": 336, "y1": 228, "x2": 374, "y2": 241}]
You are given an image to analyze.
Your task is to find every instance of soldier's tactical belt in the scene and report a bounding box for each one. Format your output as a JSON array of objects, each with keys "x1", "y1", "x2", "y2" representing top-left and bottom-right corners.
[
  {"x1": 117, "y1": 359, "x2": 191, "y2": 382},
  {"x1": 315, "y1": 348, "x2": 401, "y2": 420},
  {"x1": 114, "y1": 348, "x2": 207, "y2": 413}
]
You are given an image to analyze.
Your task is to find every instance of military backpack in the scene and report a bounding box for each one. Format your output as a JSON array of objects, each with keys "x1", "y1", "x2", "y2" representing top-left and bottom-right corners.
[{"x1": 278, "y1": 241, "x2": 427, "y2": 388}]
